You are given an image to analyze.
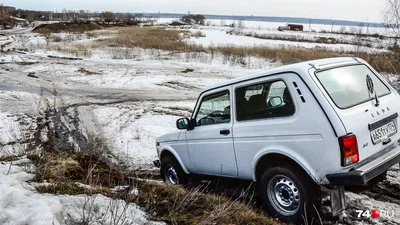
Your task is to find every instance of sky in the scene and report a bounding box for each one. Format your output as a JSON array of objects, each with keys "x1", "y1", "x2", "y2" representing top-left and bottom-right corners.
[{"x1": 4, "y1": 0, "x2": 387, "y2": 23}]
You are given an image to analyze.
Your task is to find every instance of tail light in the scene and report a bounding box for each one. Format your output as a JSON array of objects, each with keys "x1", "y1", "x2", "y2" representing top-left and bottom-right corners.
[{"x1": 339, "y1": 134, "x2": 359, "y2": 166}]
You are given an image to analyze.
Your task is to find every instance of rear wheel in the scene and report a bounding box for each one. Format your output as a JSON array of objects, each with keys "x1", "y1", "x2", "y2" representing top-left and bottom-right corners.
[
  {"x1": 160, "y1": 156, "x2": 188, "y2": 185},
  {"x1": 258, "y1": 165, "x2": 321, "y2": 224}
]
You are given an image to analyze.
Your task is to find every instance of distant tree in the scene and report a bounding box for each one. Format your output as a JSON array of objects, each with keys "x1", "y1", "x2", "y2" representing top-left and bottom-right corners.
[
  {"x1": 27, "y1": 11, "x2": 35, "y2": 23},
  {"x1": 181, "y1": 14, "x2": 205, "y2": 25},
  {"x1": 384, "y1": 0, "x2": 400, "y2": 38},
  {"x1": 0, "y1": 4, "x2": 11, "y2": 29},
  {"x1": 125, "y1": 14, "x2": 138, "y2": 25},
  {"x1": 100, "y1": 11, "x2": 115, "y2": 24},
  {"x1": 237, "y1": 19, "x2": 245, "y2": 30},
  {"x1": 0, "y1": 4, "x2": 9, "y2": 20},
  {"x1": 339, "y1": 25, "x2": 346, "y2": 34},
  {"x1": 62, "y1": 8, "x2": 67, "y2": 21},
  {"x1": 384, "y1": 0, "x2": 400, "y2": 53},
  {"x1": 135, "y1": 13, "x2": 144, "y2": 18},
  {"x1": 79, "y1": 10, "x2": 89, "y2": 21}
]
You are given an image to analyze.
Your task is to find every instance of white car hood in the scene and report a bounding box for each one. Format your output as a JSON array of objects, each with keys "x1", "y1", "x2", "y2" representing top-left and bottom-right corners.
[{"x1": 156, "y1": 130, "x2": 182, "y2": 142}]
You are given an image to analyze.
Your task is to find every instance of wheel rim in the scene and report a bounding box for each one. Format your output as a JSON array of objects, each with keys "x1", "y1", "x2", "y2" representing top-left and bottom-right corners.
[
  {"x1": 165, "y1": 164, "x2": 179, "y2": 185},
  {"x1": 267, "y1": 174, "x2": 300, "y2": 216}
]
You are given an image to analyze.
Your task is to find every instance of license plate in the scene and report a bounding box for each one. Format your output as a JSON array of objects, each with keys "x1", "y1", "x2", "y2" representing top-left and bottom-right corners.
[{"x1": 370, "y1": 121, "x2": 397, "y2": 144}]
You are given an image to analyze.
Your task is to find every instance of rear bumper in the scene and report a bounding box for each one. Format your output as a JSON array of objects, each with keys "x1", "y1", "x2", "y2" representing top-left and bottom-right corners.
[{"x1": 327, "y1": 140, "x2": 400, "y2": 186}]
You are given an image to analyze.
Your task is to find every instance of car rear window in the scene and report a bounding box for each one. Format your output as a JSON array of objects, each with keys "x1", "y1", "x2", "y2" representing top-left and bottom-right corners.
[{"x1": 315, "y1": 64, "x2": 391, "y2": 109}]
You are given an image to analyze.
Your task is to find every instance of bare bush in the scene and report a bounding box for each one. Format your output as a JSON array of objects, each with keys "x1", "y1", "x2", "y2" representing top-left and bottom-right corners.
[
  {"x1": 181, "y1": 14, "x2": 205, "y2": 25},
  {"x1": 384, "y1": 0, "x2": 400, "y2": 38},
  {"x1": 63, "y1": 194, "x2": 147, "y2": 225}
]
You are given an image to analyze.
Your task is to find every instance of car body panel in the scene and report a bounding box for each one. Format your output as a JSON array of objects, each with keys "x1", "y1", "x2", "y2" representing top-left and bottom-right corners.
[
  {"x1": 155, "y1": 57, "x2": 400, "y2": 186},
  {"x1": 185, "y1": 86, "x2": 239, "y2": 176},
  {"x1": 231, "y1": 73, "x2": 338, "y2": 184}
]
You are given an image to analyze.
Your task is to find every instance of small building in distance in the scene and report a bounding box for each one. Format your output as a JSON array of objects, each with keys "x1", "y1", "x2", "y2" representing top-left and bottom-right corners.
[
  {"x1": 288, "y1": 24, "x2": 304, "y2": 31},
  {"x1": 278, "y1": 23, "x2": 304, "y2": 31}
]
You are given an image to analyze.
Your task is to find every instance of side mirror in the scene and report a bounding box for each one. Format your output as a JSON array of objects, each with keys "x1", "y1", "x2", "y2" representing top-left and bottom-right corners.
[
  {"x1": 268, "y1": 96, "x2": 283, "y2": 107},
  {"x1": 176, "y1": 118, "x2": 189, "y2": 130}
]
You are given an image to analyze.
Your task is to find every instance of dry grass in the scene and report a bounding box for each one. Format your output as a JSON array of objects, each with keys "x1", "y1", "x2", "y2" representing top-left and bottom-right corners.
[
  {"x1": 246, "y1": 33, "x2": 372, "y2": 47},
  {"x1": 137, "y1": 182, "x2": 279, "y2": 225},
  {"x1": 211, "y1": 44, "x2": 344, "y2": 63},
  {"x1": 78, "y1": 68, "x2": 102, "y2": 75},
  {"x1": 32, "y1": 150, "x2": 281, "y2": 225},
  {"x1": 33, "y1": 22, "x2": 103, "y2": 35},
  {"x1": 192, "y1": 31, "x2": 206, "y2": 38},
  {"x1": 97, "y1": 27, "x2": 204, "y2": 52},
  {"x1": 93, "y1": 27, "x2": 400, "y2": 74},
  {"x1": 28, "y1": 151, "x2": 132, "y2": 187},
  {"x1": 46, "y1": 43, "x2": 92, "y2": 58},
  {"x1": 0, "y1": 155, "x2": 21, "y2": 162}
]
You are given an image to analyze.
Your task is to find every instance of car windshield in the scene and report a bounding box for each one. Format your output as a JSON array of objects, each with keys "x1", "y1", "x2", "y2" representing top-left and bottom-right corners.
[{"x1": 315, "y1": 64, "x2": 391, "y2": 109}]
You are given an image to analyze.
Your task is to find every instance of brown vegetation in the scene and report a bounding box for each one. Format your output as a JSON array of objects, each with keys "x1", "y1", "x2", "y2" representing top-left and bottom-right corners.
[
  {"x1": 46, "y1": 43, "x2": 92, "y2": 58},
  {"x1": 97, "y1": 27, "x2": 203, "y2": 52},
  {"x1": 78, "y1": 68, "x2": 102, "y2": 75},
  {"x1": 33, "y1": 22, "x2": 103, "y2": 34},
  {"x1": 31, "y1": 148, "x2": 281, "y2": 225},
  {"x1": 181, "y1": 14, "x2": 206, "y2": 25},
  {"x1": 246, "y1": 33, "x2": 373, "y2": 47},
  {"x1": 94, "y1": 27, "x2": 400, "y2": 74},
  {"x1": 0, "y1": 155, "x2": 21, "y2": 161},
  {"x1": 137, "y1": 182, "x2": 279, "y2": 225}
]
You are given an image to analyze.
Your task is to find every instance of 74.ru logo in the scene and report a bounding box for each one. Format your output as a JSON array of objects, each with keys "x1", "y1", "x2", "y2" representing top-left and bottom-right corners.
[{"x1": 356, "y1": 210, "x2": 395, "y2": 219}]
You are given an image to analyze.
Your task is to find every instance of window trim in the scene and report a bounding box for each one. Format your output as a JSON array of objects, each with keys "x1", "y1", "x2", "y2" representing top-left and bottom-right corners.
[
  {"x1": 192, "y1": 89, "x2": 231, "y2": 127},
  {"x1": 234, "y1": 78, "x2": 296, "y2": 122},
  {"x1": 314, "y1": 64, "x2": 392, "y2": 110}
]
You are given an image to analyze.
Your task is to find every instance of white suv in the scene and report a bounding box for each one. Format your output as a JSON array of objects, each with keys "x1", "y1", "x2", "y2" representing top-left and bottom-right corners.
[{"x1": 154, "y1": 57, "x2": 400, "y2": 223}]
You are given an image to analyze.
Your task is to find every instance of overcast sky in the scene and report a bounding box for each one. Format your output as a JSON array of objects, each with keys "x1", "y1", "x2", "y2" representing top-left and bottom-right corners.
[{"x1": 5, "y1": 0, "x2": 387, "y2": 23}]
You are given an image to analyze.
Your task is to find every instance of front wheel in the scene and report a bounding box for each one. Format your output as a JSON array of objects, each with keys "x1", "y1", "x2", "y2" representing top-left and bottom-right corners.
[
  {"x1": 160, "y1": 156, "x2": 188, "y2": 185},
  {"x1": 258, "y1": 165, "x2": 321, "y2": 224}
]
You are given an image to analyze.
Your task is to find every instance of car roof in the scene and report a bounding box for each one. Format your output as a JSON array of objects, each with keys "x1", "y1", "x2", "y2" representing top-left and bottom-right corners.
[{"x1": 204, "y1": 57, "x2": 361, "y2": 91}]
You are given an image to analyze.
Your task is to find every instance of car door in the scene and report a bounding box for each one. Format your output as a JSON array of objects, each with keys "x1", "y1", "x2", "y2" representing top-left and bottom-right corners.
[{"x1": 185, "y1": 87, "x2": 238, "y2": 177}]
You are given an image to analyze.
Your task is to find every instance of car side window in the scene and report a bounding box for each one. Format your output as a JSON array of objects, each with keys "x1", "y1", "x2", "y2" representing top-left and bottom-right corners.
[
  {"x1": 236, "y1": 80, "x2": 295, "y2": 121},
  {"x1": 195, "y1": 91, "x2": 231, "y2": 126}
]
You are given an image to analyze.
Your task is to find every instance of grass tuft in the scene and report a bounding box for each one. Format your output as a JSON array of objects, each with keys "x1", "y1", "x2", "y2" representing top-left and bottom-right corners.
[
  {"x1": 35, "y1": 182, "x2": 112, "y2": 196},
  {"x1": 78, "y1": 68, "x2": 102, "y2": 75},
  {"x1": 137, "y1": 182, "x2": 279, "y2": 225},
  {"x1": 181, "y1": 68, "x2": 195, "y2": 73},
  {"x1": 0, "y1": 155, "x2": 21, "y2": 162}
]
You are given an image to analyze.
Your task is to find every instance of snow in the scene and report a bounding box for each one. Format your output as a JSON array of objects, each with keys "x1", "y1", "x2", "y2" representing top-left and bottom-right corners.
[
  {"x1": 0, "y1": 158, "x2": 164, "y2": 225},
  {"x1": 89, "y1": 101, "x2": 195, "y2": 168},
  {"x1": 156, "y1": 17, "x2": 391, "y2": 52},
  {"x1": 346, "y1": 192, "x2": 400, "y2": 225},
  {"x1": 183, "y1": 26, "x2": 389, "y2": 53},
  {"x1": 0, "y1": 109, "x2": 36, "y2": 157},
  {"x1": 203, "y1": 19, "x2": 388, "y2": 35},
  {"x1": 187, "y1": 28, "x2": 375, "y2": 52}
]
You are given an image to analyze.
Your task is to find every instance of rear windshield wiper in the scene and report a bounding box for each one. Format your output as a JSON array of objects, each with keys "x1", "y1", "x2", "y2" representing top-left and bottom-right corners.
[{"x1": 366, "y1": 74, "x2": 379, "y2": 107}]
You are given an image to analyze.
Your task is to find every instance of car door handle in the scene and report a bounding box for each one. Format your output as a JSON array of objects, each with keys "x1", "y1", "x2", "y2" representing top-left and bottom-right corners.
[{"x1": 220, "y1": 130, "x2": 230, "y2": 135}]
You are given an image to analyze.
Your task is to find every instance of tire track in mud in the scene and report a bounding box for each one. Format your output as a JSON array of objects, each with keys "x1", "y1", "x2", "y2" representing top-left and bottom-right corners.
[{"x1": 365, "y1": 181, "x2": 400, "y2": 205}]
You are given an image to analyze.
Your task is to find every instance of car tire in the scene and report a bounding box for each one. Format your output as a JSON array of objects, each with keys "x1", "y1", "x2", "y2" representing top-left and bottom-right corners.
[
  {"x1": 258, "y1": 165, "x2": 321, "y2": 224},
  {"x1": 160, "y1": 156, "x2": 188, "y2": 185}
]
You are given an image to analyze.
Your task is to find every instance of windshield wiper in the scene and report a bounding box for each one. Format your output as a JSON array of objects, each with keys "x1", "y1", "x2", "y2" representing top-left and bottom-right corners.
[{"x1": 366, "y1": 74, "x2": 379, "y2": 107}]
